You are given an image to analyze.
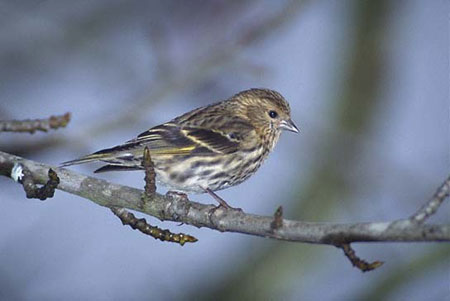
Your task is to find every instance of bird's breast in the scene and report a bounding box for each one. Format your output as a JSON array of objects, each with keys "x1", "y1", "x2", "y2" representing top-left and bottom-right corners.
[{"x1": 151, "y1": 145, "x2": 269, "y2": 193}]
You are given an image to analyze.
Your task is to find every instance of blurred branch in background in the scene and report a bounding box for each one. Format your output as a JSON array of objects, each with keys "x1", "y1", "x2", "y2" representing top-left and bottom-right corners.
[
  {"x1": 0, "y1": 113, "x2": 70, "y2": 134},
  {"x1": 0, "y1": 113, "x2": 72, "y2": 158}
]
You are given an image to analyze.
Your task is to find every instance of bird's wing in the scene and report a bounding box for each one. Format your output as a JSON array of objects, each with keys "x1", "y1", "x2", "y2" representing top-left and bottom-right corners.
[
  {"x1": 132, "y1": 122, "x2": 244, "y2": 155},
  {"x1": 131, "y1": 123, "x2": 196, "y2": 155}
]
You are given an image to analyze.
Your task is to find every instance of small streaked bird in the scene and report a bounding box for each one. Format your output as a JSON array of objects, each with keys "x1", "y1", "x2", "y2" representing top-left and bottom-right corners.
[{"x1": 62, "y1": 88, "x2": 298, "y2": 206}]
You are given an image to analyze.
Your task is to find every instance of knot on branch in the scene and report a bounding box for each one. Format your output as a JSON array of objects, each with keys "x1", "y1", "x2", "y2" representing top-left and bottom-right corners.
[
  {"x1": 11, "y1": 163, "x2": 59, "y2": 200},
  {"x1": 270, "y1": 206, "x2": 284, "y2": 231},
  {"x1": 164, "y1": 191, "x2": 194, "y2": 222}
]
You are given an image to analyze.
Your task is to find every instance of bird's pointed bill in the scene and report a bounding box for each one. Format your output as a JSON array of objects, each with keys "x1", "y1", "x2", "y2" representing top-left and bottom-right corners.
[{"x1": 280, "y1": 119, "x2": 299, "y2": 133}]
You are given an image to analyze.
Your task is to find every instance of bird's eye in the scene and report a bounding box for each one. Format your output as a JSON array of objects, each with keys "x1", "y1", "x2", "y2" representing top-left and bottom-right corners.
[
  {"x1": 228, "y1": 132, "x2": 237, "y2": 140},
  {"x1": 268, "y1": 110, "x2": 278, "y2": 118}
]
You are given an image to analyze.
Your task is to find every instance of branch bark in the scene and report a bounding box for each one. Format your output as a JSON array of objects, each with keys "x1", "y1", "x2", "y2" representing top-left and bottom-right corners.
[
  {"x1": 1, "y1": 150, "x2": 449, "y2": 245},
  {"x1": 410, "y1": 175, "x2": 450, "y2": 224},
  {"x1": 0, "y1": 113, "x2": 71, "y2": 134}
]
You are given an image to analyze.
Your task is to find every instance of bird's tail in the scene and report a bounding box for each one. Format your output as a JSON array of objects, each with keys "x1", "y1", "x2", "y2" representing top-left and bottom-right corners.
[
  {"x1": 60, "y1": 143, "x2": 141, "y2": 170},
  {"x1": 60, "y1": 143, "x2": 128, "y2": 167},
  {"x1": 60, "y1": 152, "x2": 109, "y2": 167}
]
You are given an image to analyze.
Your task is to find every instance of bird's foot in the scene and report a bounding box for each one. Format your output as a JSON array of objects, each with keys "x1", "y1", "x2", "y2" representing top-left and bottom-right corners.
[{"x1": 203, "y1": 187, "x2": 243, "y2": 212}]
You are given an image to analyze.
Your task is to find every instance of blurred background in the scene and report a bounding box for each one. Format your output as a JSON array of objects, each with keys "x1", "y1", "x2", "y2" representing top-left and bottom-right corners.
[{"x1": 0, "y1": 0, "x2": 448, "y2": 300}]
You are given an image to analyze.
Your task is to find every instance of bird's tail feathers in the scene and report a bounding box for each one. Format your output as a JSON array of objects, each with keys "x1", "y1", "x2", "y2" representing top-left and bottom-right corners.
[
  {"x1": 60, "y1": 153, "x2": 108, "y2": 167},
  {"x1": 60, "y1": 142, "x2": 141, "y2": 168},
  {"x1": 93, "y1": 165, "x2": 141, "y2": 173}
]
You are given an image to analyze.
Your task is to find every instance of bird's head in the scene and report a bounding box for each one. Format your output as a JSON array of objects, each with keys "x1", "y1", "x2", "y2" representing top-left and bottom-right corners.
[{"x1": 234, "y1": 88, "x2": 298, "y2": 142}]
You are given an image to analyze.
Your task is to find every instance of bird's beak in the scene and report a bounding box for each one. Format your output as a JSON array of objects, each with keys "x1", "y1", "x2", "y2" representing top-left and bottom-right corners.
[{"x1": 279, "y1": 119, "x2": 299, "y2": 133}]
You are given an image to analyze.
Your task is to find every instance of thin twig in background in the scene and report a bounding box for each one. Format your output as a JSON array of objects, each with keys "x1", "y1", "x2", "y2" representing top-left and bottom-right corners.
[{"x1": 0, "y1": 112, "x2": 71, "y2": 134}]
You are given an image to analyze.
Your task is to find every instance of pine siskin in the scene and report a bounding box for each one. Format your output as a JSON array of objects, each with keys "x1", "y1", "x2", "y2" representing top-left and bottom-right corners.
[{"x1": 62, "y1": 88, "x2": 298, "y2": 199}]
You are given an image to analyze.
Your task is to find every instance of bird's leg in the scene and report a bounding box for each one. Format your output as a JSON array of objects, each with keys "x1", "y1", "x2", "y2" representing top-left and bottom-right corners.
[{"x1": 203, "y1": 187, "x2": 242, "y2": 211}]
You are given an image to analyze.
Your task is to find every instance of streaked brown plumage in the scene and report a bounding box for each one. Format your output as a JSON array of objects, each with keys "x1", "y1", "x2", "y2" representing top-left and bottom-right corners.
[{"x1": 61, "y1": 88, "x2": 298, "y2": 193}]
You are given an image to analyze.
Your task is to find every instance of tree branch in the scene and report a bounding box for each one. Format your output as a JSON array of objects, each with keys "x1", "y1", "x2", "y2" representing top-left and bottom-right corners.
[
  {"x1": 1, "y1": 150, "x2": 448, "y2": 246},
  {"x1": 409, "y1": 175, "x2": 450, "y2": 224},
  {"x1": 110, "y1": 207, "x2": 197, "y2": 245},
  {"x1": 0, "y1": 112, "x2": 71, "y2": 134},
  {"x1": 338, "y1": 243, "x2": 384, "y2": 272}
]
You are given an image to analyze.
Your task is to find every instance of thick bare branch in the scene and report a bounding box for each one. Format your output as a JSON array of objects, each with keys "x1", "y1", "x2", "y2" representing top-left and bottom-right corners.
[{"x1": 0, "y1": 150, "x2": 448, "y2": 246}]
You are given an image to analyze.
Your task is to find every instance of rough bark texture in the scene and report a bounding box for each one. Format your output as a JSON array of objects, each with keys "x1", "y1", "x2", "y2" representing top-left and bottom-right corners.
[{"x1": 1, "y1": 151, "x2": 448, "y2": 246}]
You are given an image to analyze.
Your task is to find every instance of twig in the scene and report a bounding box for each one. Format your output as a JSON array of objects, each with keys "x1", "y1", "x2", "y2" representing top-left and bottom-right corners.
[
  {"x1": 338, "y1": 243, "x2": 383, "y2": 272},
  {"x1": 142, "y1": 147, "x2": 156, "y2": 195},
  {"x1": 410, "y1": 175, "x2": 450, "y2": 224},
  {"x1": 10, "y1": 163, "x2": 59, "y2": 200},
  {"x1": 0, "y1": 112, "x2": 71, "y2": 134},
  {"x1": 110, "y1": 207, "x2": 197, "y2": 245},
  {"x1": 340, "y1": 174, "x2": 450, "y2": 270},
  {"x1": 271, "y1": 206, "x2": 283, "y2": 230}
]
